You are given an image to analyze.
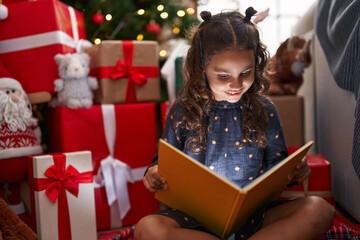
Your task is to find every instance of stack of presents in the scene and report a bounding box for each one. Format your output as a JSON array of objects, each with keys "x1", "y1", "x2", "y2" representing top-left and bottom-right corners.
[
  {"x1": 0, "y1": 0, "x2": 333, "y2": 239},
  {"x1": 0, "y1": 0, "x2": 159, "y2": 239}
]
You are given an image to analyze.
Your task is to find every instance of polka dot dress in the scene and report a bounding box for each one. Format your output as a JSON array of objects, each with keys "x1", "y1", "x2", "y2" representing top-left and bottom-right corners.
[{"x1": 151, "y1": 97, "x2": 288, "y2": 239}]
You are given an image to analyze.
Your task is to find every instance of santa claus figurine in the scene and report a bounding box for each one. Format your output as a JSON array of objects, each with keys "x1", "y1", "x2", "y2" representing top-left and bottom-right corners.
[
  {"x1": 0, "y1": 68, "x2": 43, "y2": 222},
  {"x1": 0, "y1": 77, "x2": 43, "y2": 161}
]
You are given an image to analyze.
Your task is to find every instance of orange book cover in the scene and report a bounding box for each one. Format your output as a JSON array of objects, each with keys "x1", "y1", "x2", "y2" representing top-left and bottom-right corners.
[{"x1": 155, "y1": 139, "x2": 314, "y2": 238}]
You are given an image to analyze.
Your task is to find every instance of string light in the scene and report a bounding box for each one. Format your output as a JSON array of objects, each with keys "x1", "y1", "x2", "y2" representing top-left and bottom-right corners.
[
  {"x1": 137, "y1": 9, "x2": 145, "y2": 15},
  {"x1": 160, "y1": 12, "x2": 168, "y2": 19},
  {"x1": 137, "y1": 34, "x2": 144, "y2": 41},
  {"x1": 173, "y1": 27, "x2": 180, "y2": 34},
  {"x1": 186, "y1": 8, "x2": 195, "y2": 15},
  {"x1": 177, "y1": 10, "x2": 185, "y2": 17},
  {"x1": 94, "y1": 38, "x2": 101, "y2": 45},
  {"x1": 157, "y1": 5, "x2": 164, "y2": 11},
  {"x1": 105, "y1": 14, "x2": 112, "y2": 21},
  {"x1": 159, "y1": 50, "x2": 167, "y2": 57}
]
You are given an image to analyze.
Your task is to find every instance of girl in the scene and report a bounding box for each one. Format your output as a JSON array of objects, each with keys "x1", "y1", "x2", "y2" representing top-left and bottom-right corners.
[{"x1": 135, "y1": 8, "x2": 334, "y2": 240}]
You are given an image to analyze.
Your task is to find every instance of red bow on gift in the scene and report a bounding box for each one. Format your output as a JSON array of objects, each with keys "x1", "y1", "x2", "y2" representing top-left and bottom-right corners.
[
  {"x1": 93, "y1": 41, "x2": 159, "y2": 103},
  {"x1": 34, "y1": 154, "x2": 93, "y2": 240},
  {"x1": 110, "y1": 41, "x2": 150, "y2": 103},
  {"x1": 111, "y1": 60, "x2": 147, "y2": 87}
]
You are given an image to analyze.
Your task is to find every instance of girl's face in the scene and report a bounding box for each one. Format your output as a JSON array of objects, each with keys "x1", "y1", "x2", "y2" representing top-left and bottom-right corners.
[{"x1": 205, "y1": 49, "x2": 255, "y2": 103}]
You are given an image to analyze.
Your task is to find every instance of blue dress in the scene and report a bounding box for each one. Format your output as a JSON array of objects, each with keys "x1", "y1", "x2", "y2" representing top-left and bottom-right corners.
[{"x1": 151, "y1": 97, "x2": 288, "y2": 239}]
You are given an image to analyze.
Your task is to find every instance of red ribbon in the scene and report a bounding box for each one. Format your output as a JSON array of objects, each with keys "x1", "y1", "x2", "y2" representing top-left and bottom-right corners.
[
  {"x1": 111, "y1": 60, "x2": 147, "y2": 86},
  {"x1": 34, "y1": 154, "x2": 93, "y2": 240},
  {"x1": 92, "y1": 41, "x2": 159, "y2": 103}
]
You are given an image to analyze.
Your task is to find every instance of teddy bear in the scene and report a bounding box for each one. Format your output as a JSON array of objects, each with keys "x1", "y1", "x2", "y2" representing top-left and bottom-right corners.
[
  {"x1": 50, "y1": 52, "x2": 98, "y2": 109},
  {"x1": 267, "y1": 36, "x2": 311, "y2": 95},
  {"x1": 0, "y1": 197, "x2": 37, "y2": 240}
]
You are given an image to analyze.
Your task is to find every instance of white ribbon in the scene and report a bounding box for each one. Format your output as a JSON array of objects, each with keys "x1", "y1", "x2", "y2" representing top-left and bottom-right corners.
[
  {"x1": 97, "y1": 104, "x2": 147, "y2": 227},
  {"x1": 0, "y1": 6, "x2": 92, "y2": 54}
]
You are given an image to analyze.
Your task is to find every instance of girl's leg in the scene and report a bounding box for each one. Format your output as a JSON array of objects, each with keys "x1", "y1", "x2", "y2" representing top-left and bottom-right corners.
[
  {"x1": 250, "y1": 196, "x2": 334, "y2": 240},
  {"x1": 134, "y1": 214, "x2": 221, "y2": 240}
]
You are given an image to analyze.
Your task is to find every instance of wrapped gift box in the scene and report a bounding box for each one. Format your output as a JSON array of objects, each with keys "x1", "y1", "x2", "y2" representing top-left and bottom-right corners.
[
  {"x1": 281, "y1": 154, "x2": 333, "y2": 204},
  {"x1": 269, "y1": 96, "x2": 304, "y2": 147},
  {"x1": 160, "y1": 102, "x2": 169, "y2": 132},
  {"x1": 86, "y1": 40, "x2": 160, "y2": 104},
  {"x1": 27, "y1": 151, "x2": 97, "y2": 239},
  {"x1": 175, "y1": 56, "x2": 184, "y2": 96},
  {"x1": 0, "y1": 0, "x2": 87, "y2": 94},
  {"x1": 46, "y1": 103, "x2": 159, "y2": 230}
]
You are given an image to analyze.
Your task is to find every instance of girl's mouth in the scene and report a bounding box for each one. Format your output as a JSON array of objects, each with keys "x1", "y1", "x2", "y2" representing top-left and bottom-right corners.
[{"x1": 225, "y1": 91, "x2": 241, "y2": 96}]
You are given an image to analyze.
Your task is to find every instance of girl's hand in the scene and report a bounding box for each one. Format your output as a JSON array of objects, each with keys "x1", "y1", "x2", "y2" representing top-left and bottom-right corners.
[
  {"x1": 288, "y1": 157, "x2": 311, "y2": 183},
  {"x1": 143, "y1": 165, "x2": 167, "y2": 192}
]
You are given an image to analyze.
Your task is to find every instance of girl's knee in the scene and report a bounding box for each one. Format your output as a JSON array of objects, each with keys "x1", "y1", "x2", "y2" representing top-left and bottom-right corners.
[
  {"x1": 304, "y1": 196, "x2": 334, "y2": 228},
  {"x1": 134, "y1": 215, "x2": 174, "y2": 240}
]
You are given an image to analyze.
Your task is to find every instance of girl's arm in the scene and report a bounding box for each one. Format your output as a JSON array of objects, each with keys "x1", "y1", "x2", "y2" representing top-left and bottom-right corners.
[
  {"x1": 143, "y1": 101, "x2": 186, "y2": 192},
  {"x1": 263, "y1": 99, "x2": 288, "y2": 169},
  {"x1": 263, "y1": 99, "x2": 311, "y2": 183}
]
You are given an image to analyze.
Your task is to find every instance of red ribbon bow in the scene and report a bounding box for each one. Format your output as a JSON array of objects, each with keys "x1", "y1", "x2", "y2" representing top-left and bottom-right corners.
[
  {"x1": 111, "y1": 60, "x2": 147, "y2": 87},
  {"x1": 34, "y1": 154, "x2": 93, "y2": 240},
  {"x1": 110, "y1": 41, "x2": 149, "y2": 103},
  {"x1": 92, "y1": 40, "x2": 159, "y2": 103}
]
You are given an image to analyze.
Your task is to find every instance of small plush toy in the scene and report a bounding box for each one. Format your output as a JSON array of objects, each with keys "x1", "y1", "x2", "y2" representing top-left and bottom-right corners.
[
  {"x1": 0, "y1": 197, "x2": 37, "y2": 240},
  {"x1": 0, "y1": 75, "x2": 42, "y2": 237},
  {"x1": 268, "y1": 36, "x2": 311, "y2": 95},
  {"x1": 0, "y1": 77, "x2": 42, "y2": 161},
  {"x1": 51, "y1": 52, "x2": 98, "y2": 109}
]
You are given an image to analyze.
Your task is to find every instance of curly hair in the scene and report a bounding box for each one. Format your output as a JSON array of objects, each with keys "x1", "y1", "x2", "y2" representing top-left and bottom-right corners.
[{"x1": 176, "y1": 8, "x2": 271, "y2": 154}]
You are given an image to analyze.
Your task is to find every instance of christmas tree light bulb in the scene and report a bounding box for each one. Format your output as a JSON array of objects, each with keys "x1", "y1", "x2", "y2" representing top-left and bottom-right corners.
[
  {"x1": 186, "y1": 8, "x2": 195, "y2": 15},
  {"x1": 177, "y1": 10, "x2": 185, "y2": 17},
  {"x1": 160, "y1": 12, "x2": 168, "y2": 19},
  {"x1": 105, "y1": 14, "x2": 112, "y2": 21},
  {"x1": 94, "y1": 38, "x2": 101, "y2": 45},
  {"x1": 157, "y1": 5, "x2": 164, "y2": 11},
  {"x1": 173, "y1": 27, "x2": 180, "y2": 34},
  {"x1": 159, "y1": 50, "x2": 167, "y2": 57},
  {"x1": 137, "y1": 9, "x2": 145, "y2": 15},
  {"x1": 137, "y1": 34, "x2": 144, "y2": 41}
]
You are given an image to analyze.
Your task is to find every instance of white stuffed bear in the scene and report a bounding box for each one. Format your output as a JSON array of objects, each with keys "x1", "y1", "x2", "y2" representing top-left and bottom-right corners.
[{"x1": 51, "y1": 52, "x2": 98, "y2": 109}]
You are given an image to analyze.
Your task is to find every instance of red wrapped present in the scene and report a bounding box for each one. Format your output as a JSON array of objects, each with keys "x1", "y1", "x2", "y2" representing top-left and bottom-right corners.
[
  {"x1": 46, "y1": 103, "x2": 159, "y2": 230},
  {"x1": 281, "y1": 154, "x2": 334, "y2": 204},
  {"x1": 0, "y1": 0, "x2": 89, "y2": 95},
  {"x1": 160, "y1": 102, "x2": 169, "y2": 131},
  {"x1": 86, "y1": 40, "x2": 160, "y2": 104},
  {"x1": 27, "y1": 151, "x2": 97, "y2": 240}
]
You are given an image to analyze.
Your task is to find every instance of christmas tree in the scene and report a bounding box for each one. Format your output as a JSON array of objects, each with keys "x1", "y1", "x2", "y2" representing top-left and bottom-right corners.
[{"x1": 60, "y1": 0, "x2": 199, "y2": 58}]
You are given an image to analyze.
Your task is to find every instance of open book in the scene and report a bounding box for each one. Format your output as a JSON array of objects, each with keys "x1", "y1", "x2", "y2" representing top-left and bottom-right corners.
[{"x1": 155, "y1": 139, "x2": 314, "y2": 238}]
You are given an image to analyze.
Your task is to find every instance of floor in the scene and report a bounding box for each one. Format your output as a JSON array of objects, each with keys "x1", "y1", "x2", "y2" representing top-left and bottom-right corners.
[{"x1": 335, "y1": 202, "x2": 360, "y2": 225}]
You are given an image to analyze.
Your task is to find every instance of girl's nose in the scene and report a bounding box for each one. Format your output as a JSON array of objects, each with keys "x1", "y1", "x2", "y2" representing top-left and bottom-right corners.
[{"x1": 230, "y1": 77, "x2": 243, "y2": 89}]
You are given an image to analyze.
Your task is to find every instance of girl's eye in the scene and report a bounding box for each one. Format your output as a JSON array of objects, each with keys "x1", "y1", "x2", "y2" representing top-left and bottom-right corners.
[
  {"x1": 218, "y1": 75, "x2": 230, "y2": 80},
  {"x1": 240, "y1": 70, "x2": 252, "y2": 77}
]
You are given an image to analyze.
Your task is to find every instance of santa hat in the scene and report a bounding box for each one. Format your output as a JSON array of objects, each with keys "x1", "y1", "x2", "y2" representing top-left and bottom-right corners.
[
  {"x1": 0, "y1": 60, "x2": 25, "y2": 91},
  {"x1": 0, "y1": 59, "x2": 13, "y2": 78},
  {"x1": 0, "y1": 0, "x2": 8, "y2": 20},
  {"x1": 0, "y1": 77, "x2": 24, "y2": 91}
]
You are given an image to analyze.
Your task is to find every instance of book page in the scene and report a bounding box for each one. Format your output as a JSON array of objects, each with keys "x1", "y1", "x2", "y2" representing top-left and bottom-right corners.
[
  {"x1": 155, "y1": 139, "x2": 314, "y2": 238},
  {"x1": 228, "y1": 141, "x2": 314, "y2": 236},
  {"x1": 155, "y1": 139, "x2": 242, "y2": 237}
]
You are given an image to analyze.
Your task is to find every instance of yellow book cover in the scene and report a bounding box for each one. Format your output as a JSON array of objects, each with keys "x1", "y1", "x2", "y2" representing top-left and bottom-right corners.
[{"x1": 155, "y1": 139, "x2": 314, "y2": 238}]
